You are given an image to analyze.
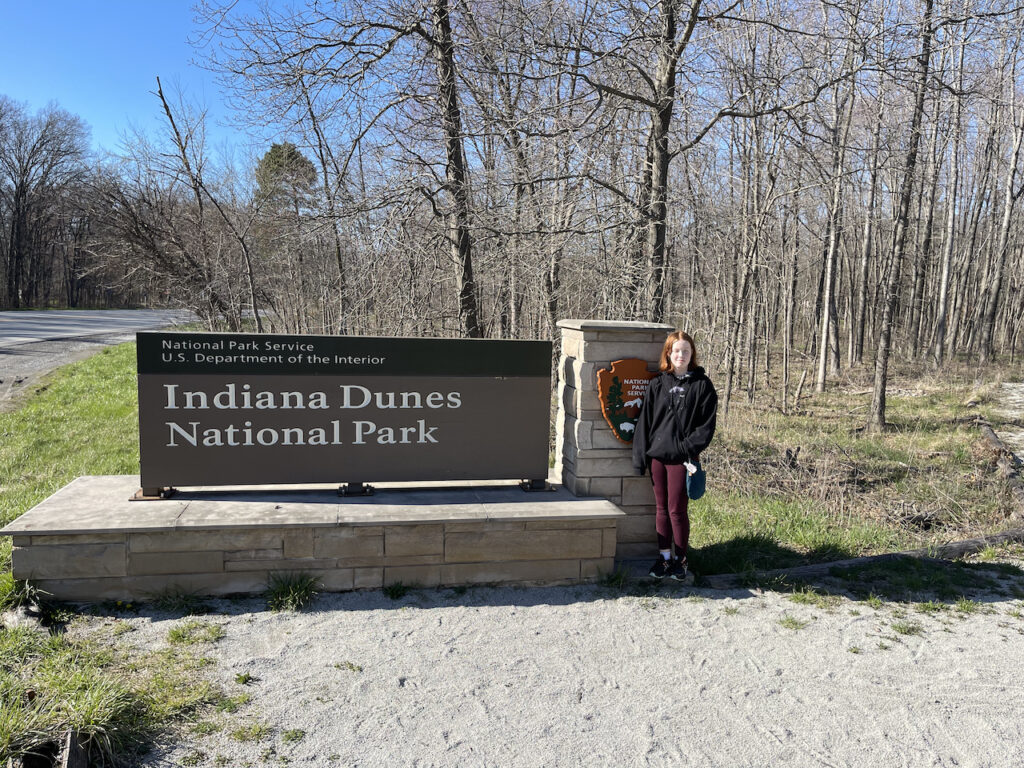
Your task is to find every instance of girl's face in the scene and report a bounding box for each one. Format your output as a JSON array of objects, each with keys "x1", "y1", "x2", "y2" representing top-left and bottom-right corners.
[{"x1": 670, "y1": 339, "x2": 692, "y2": 374}]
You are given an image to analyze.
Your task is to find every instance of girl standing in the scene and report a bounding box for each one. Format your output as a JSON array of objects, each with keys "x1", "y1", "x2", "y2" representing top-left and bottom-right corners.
[{"x1": 631, "y1": 331, "x2": 718, "y2": 581}]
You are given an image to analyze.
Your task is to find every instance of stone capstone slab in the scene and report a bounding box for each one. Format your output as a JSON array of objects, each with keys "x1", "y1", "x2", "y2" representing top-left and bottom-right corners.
[{"x1": 556, "y1": 320, "x2": 674, "y2": 333}]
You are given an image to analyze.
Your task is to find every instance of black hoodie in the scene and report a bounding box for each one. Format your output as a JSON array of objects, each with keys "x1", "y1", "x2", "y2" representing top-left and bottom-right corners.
[{"x1": 631, "y1": 367, "x2": 718, "y2": 475}]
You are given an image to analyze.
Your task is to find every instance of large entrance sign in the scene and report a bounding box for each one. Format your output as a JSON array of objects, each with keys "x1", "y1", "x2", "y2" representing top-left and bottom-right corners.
[{"x1": 137, "y1": 332, "x2": 552, "y2": 492}]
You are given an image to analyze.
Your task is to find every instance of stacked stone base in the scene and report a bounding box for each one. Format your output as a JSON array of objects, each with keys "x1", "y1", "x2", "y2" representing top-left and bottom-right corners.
[
  {"x1": 555, "y1": 320, "x2": 673, "y2": 559},
  {"x1": 4, "y1": 476, "x2": 622, "y2": 601}
]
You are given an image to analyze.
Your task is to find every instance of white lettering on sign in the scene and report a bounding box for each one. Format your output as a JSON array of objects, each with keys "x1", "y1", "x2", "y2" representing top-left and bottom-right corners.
[
  {"x1": 166, "y1": 420, "x2": 346, "y2": 447},
  {"x1": 352, "y1": 419, "x2": 439, "y2": 444},
  {"x1": 161, "y1": 381, "x2": 460, "y2": 449},
  {"x1": 338, "y1": 385, "x2": 461, "y2": 409}
]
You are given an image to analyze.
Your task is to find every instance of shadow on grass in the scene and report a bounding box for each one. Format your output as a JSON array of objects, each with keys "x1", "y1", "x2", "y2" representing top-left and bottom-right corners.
[
  {"x1": 689, "y1": 533, "x2": 856, "y2": 577},
  {"x1": 707, "y1": 554, "x2": 1024, "y2": 608},
  {"x1": 818, "y1": 556, "x2": 1024, "y2": 604}
]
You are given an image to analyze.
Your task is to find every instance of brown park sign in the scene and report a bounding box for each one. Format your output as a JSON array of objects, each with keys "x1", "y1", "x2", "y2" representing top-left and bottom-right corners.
[
  {"x1": 136, "y1": 332, "x2": 551, "y2": 491},
  {"x1": 596, "y1": 359, "x2": 656, "y2": 444}
]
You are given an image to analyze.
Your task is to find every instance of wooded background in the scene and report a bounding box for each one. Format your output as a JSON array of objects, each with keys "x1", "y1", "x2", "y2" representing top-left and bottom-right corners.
[{"x1": 1, "y1": 0, "x2": 1022, "y2": 425}]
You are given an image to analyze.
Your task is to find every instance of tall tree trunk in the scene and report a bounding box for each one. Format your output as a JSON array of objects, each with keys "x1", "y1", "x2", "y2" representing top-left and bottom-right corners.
[
  {"x1": 432, "y1": 0, "x2": 481, "y2": 338},
  {"x1": 867, "y1": 0, "x2": 933, "y2": 432},
  {"x1": 931, "y1": 27, "x2": 965, "y2": 365}
]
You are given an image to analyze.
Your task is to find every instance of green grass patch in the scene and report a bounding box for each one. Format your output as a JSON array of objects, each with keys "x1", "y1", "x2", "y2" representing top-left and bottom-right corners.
[
  {"x1": 167, "y1": 620, "x2": 226, "y2": 645},
  {"x1": 215, "y1": 692, "x2": 251, "y2": 714},
  {"x1": 599, "y1": 566, "x2": 631, "y2": 589},
  {"x1": 0, "y1": 626, "x2": 218, "y2": 764},
  {"x1": 192, "y1": 720, "x2": 220, "y2": 735},
  {"x1": 687, "y1": 493, "x2": 899, "y2": 575},
  {"x1": 148, "y1": 587, "x2": 213, "y2": 615},
  {"x1": 231, "y1": 722, "x2": 272, "y2": 742},
  {"x1": 892, "y1": 619, "x2": 924, "y2": 636},
  {"x1": 778, "y1": 614, "x2": 809, "y2": 630},
  {"x1": 0, "y1": 345, "x2": 139, "y2": 525},
  {"x1": 787, "y1": 586, "x2": 842, "y2": 610}
]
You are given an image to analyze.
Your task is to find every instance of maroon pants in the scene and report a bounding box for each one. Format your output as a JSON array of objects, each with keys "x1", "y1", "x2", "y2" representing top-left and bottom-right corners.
[{"x1": 651, "y1": 458, "x2": 690, "y2": 560}]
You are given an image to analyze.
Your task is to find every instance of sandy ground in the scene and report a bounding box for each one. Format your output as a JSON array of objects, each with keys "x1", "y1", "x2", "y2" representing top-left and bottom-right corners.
[{"x1": 112, "y1": 574, "x2": 1024, "y2": 768}]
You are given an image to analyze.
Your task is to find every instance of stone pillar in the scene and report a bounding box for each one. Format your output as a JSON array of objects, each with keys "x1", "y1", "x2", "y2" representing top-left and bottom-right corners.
[{"x1": 554, "y1": 319, "x2": 673, "y2": 559}]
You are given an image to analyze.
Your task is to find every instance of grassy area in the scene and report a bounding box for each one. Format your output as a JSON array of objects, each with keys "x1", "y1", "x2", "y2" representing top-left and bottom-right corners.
[
  {"x1": 0, "y1": 343, "x2": 217, "y2": 764},
  {"x1": 0, "y1": 343, "x2": 139, "y2": 571},
  {"x1": 0, "y1": 617, "x2": 221, "y2": 764},
  {"x1": 689, "y1": 360, "x2": 1019, "y2": 574}
]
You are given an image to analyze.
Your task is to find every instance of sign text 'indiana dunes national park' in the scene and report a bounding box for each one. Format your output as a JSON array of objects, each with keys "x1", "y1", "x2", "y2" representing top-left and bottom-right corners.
[{"x1": 136, "y1": 332, "x2": 552, "y2": 488}]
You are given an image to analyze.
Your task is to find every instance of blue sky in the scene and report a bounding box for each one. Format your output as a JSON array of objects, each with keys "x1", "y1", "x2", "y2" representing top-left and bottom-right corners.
[{"x1": 0, "y1": 1, "x2": 242, "y2": 153}]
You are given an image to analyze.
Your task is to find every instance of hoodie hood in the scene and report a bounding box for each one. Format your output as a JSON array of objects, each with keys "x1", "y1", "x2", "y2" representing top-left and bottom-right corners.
[{"x1": 666, "y1": 366, "x2": 707, "y2": 381}]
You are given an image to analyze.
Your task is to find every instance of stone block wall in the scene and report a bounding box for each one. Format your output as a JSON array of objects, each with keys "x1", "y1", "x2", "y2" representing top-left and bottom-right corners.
[
  {"x1": 554, "y1": 319, "x2": 673, "y2": 559},
  {"x1": 10, "y1": 512, "x2": 618, "y2": 602}
]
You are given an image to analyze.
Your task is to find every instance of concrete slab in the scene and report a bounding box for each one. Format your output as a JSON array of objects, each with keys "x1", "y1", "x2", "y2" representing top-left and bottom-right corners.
[
  {"x1": 2, "y1": 476, "x2": 186, "y2": 535},
  {"x1": 0, "y1": 475, "x2": 622, "y2": 537}
]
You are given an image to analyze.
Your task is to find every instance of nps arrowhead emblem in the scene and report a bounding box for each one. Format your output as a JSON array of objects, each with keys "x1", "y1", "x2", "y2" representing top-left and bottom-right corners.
[{"x1": 596, "y1": 358, "x2": 656, "y2": 444}]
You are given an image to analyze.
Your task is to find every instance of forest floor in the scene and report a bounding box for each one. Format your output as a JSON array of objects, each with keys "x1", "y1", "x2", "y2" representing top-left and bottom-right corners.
[{"x1": 2, "y1": 345, "x2": 1024, "y2": 766}]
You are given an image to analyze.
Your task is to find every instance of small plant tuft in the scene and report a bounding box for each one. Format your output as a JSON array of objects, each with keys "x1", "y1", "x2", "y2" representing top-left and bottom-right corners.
[
  {"x1": 892, "y1": 619, "x2": 924, "y2": 635},
  {"x1": 0, "y1": 573, "x2": 46, "y2": 611},
  {"x1": 864, "y1": 594, "x2": 884, "y2": 610},
  {"x1": 383, "y1": 581, "x2": 410, "y2": 600},
  {"x1": 266, "y1": 572, "x2": 319, "y2": 612},
  {"x1": 149, "y1": 587, "x2": 212, "y2": 614},
  {"x1": 955, "y1": 597, "x2": 981, "y2": 615},
  {"x1": 282, "y1": 729, "x2": 306, "y2": 744},
  {"x1": 778, "y1": 614, "x2": 809, "y2": 630},
  {"x1": 599, "y1": 567, "x2": 631, "y2": 589},
  {"x1": 334, "y1": 660, "x2": 363, "y2": 672},
  {"x1": 235, "y1": 671, "x2": 257, "y2": 685},
  {"x1": 788, "y1": 586, "x2": 841, "y2": 610}
]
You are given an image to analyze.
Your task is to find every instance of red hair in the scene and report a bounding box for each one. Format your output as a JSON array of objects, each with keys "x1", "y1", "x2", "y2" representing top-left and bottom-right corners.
[{"x1": 659, "y1": 331, "x2": 699, "y2": 372}]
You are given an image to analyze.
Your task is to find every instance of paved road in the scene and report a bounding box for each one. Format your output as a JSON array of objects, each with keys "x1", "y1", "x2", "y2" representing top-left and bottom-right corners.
[
  {"x1": 0, "y1": 309, "x2": 191, "y2": 348},
  {"x1": 0, "y1": 309, "x2": 192, "y2": 410}
]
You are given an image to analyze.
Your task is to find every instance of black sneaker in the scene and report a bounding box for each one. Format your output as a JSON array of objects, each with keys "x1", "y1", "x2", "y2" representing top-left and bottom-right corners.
[
  {"x1": 667, "y1": 558, "x2": 694, "y2": 584},
  {"x1": 649, "y1": 558, "x2": 670, "y2": 578}
]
